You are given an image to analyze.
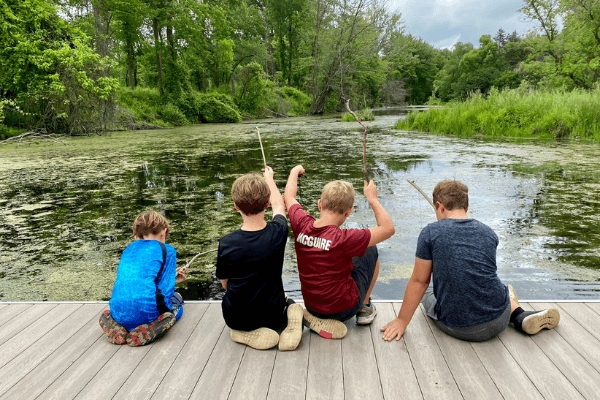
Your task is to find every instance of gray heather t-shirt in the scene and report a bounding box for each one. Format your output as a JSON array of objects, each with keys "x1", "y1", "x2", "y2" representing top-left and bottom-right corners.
[{"x1": 416, "y1": 218, "x2": 509, "y2": 328}]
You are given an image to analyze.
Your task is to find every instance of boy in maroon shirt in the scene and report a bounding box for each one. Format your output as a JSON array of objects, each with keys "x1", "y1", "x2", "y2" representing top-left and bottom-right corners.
[{"x1": 284, "y1": 165, "x2": 395, "y2": 338}]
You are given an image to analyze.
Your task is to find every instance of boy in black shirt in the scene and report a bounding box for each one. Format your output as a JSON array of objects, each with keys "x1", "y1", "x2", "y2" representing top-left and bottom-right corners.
[{"x1": 216, "y1": 167, "x2": 303, "y2": 351}]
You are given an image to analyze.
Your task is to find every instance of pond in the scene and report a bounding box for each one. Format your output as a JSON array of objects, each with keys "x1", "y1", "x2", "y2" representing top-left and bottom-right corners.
[{"x1": 1, "y1": 110, "x2": 599, "y2": 302}]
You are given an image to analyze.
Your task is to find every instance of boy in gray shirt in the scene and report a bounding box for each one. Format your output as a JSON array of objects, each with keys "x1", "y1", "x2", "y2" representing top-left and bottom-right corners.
[{"x1": 381, "y1": 180, "x2": 560, "y2": 342}]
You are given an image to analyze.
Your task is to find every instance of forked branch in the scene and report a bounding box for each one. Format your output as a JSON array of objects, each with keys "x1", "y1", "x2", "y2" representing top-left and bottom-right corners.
[{"x1": 342, "y1": 97, "x2": 369, "y2": 182}]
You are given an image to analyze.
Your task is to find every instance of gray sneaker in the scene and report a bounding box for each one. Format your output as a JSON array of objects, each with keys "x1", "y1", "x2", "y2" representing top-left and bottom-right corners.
[{"x1": 356, "y1": 301, "x2": 377, "y2": 325}]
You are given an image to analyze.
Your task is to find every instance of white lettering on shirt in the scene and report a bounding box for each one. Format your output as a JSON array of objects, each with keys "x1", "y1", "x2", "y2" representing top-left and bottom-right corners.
[{"x1": 296, "y1": 233, "x2": 332, "y2": 251}]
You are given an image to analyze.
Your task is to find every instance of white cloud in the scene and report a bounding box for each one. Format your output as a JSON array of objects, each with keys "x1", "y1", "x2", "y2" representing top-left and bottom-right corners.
[{"x1": 388, "y1": 0, "x2": 535, "y2": 48}]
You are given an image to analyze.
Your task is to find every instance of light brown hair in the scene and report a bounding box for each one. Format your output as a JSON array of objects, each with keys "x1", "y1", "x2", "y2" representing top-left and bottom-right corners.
[
  {"x1": 231, "y1": 173, "x2": 270, "y2": 215},
  {"x1": 133, "y1": 211, "x2": 170, "y2": 239},
  {"x1": 320, "y1": 180, "x2": 355, "y2": 214},
  {"x1": 433, "y1": 180, "x2": 469, "y2": 211}
]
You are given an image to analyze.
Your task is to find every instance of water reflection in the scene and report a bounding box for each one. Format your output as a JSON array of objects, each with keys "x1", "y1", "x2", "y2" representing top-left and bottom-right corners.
[{"x1": 0, "y1": 113, "x2": 599, "y2": 301}]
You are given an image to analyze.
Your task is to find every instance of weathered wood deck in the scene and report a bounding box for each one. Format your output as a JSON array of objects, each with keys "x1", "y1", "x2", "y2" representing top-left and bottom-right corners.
[{"x1": 0, "y1": 301, "x2": 599, "y2": 400}]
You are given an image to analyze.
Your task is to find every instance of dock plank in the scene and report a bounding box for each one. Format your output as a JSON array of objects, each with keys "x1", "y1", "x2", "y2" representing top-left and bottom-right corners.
[
  {"x1": 0, "y1": 305, "x2": 107, "y2": 400},
  {"x1": 370, "y1": 302, "x2": 423, "y2": 400},
  {"x1": 2, "y1": 301, "x2": 599, "y2": 400},
  {"x1": 471, "y1": 333, "x2": 544, "y2": 400},
  {"x1": 0, "y1": 303, "x2": 81, "y2": 369},
  {"x1": 420, "y1": 306, "x2": 503, "y2": 400},
  {"x1": 306, "y1": 330, "x2": 344, "y2": 400},
  {"x1": 187, "y1": 326, "x2": 245, "y2": 400},
  {"x1": 342, "y1": 318, "x2": 384, "y2": 400},
  {"x1": 394, "y1": 303, "x2": 462, "y2": 400},
  {"x1": 557, "y1": 303, "x2": 600, "y2": 342},
  {"x1": 72, "y1": 337, "x2": 155, "y2": 399},
  {"x1": 114, "y1": 303, "x2": 209, "y2": 400},
  {"x1": 153, "y1": 303, "x2": 226, "y2": 400},
  {"x1": 0, "y1": 303, "x2": 53, "y2": 346},
  {"x1": 267, "y1": 329, "x2": 311, "y2": 400},
  {"x1": 496, "y1": 304, "x2": 584, "y2": 400},
  {"x1": 36, "y1": 333, "x2": 121, "y2": 399},
  {"x1": 228, "y1": 346, "x2": 277, "y2": 400},
  {"x1": 585, "y1": 302, "x2": 600, "y2": 316},
  {"x1": 530, "y1": 303, "x2": 600, "y2": 373},
  {"x1": 520, "y1": 303, "x2": 600, "y2": 400},
  {"x1": 0, "y1": 304, "x2": 105, "y2": 398}
]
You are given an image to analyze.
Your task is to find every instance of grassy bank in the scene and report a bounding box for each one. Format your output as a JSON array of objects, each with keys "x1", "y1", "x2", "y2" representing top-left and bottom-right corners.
[{"x1": 397, "y1": 88, "x2": 600, "y2": 141}]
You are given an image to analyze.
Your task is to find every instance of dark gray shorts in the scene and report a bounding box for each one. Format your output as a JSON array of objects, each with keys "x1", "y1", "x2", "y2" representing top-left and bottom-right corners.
[
  {"x1": 309, "y1": 245, "x2": 378, "y2": 322},
  {"x1": 421, "y1": 286, "x2": 511, "y2": 342}
]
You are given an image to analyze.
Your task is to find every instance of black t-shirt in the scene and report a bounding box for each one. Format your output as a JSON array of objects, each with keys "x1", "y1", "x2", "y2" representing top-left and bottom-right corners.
[{"x1": 216, "y1": 214, "x2": 289, "y2": 331}]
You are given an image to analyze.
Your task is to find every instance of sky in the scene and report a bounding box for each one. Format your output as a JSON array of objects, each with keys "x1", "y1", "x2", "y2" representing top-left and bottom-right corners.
[{"x1": 388, "y1": 0, "x2": 537, "y2": 49}]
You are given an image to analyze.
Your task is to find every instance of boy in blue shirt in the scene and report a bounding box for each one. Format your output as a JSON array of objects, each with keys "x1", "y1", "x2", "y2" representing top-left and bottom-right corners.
[{"x1": 99, "y1": 211, "x2": 186, "y2": 346}]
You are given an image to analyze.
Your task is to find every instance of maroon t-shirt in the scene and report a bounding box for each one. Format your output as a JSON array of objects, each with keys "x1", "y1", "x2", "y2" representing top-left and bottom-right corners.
[{"x1": 288, "y1": 203, "x2": 371, "y2": 314}]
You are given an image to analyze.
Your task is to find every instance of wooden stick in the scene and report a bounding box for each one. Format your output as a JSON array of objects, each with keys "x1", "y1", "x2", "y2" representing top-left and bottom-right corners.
[
  {"x1": 342, "y1": 97, "x2": 369, "y2": 182},
  {"x1": 407, "y1": 179, "x2": 435, "y2": 211},
  {"x1": 177, "y1": 248, "x2": 218, "y2": 272},
  {"x1": 256, "y1": 126, "x2": 267, "y2": 169}
]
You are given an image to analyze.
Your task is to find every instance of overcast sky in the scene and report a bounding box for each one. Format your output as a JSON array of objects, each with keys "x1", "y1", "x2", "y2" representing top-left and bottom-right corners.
[{"x1": 388, "y1": 0, "x2": 537, "y2": 49}]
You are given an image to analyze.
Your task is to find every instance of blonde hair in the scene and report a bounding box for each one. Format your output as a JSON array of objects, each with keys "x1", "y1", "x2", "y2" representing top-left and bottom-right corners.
[
  {"x1": 133, "y1": 211, "x2": 170, "y2": 238},
  {"x1": 432, "y1": 180, "x2": 469, "y2": 211},
  {"x1": 320, "y1": 180, "x2": 355, "y2": 214},
  {"x1": 231, "y1": 173, "x2": 270, "y2": 215}
]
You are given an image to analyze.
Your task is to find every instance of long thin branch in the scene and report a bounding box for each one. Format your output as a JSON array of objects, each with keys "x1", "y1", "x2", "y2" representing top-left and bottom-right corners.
[
  {"x1": 177, "y1": 248, "x2": 218, "y2": 272},
  {"x1": 342, "y1": 97, "x2": 369, "y2": 182},
  {"x1": 407, "y1": 179, "x2": 435, "y2": 211}
]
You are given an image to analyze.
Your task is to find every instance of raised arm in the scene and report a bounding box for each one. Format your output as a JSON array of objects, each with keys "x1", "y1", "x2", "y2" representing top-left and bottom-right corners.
[
  {"x1": 381, "y1": 257, "x2": 432, "y2": 341},
  {"x1": 263, "y1": 166, "x2": 285, "y2": 217},
  {"x1": 364, "y1": 180, "x2": 395, "y2": 247},
  {"x1": 284, "y1": 165, "x2": 305, "y2": 211}
]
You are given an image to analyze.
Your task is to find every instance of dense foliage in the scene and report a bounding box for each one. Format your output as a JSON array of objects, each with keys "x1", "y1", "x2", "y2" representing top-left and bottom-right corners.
[{"x1": 3, "y1": 0, "x2": 600, "y2": 137}]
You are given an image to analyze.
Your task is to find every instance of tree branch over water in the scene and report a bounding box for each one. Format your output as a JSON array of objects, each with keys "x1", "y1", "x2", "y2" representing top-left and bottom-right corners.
[
  {"x1": 0, "y1": 131, "x2": 66, "y2": 146},
  {"x1": 342, "y1": 97, "x2": 369, "y2": 182}
]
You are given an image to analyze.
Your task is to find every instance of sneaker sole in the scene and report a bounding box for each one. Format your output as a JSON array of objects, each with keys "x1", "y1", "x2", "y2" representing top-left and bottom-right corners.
[
  {"x1": 127, "y1": 312, "x2": 175, "y2": 347},
  {"x1": 231, "y1": 328, "x2": 279, "y2": 350},
  {"x1": 302, "y1": 309, "x2": 347, "y2": 339},
  {"x1": 522, "y1": 309, "x2": 560, "y2": 334},
  {"x1": 279, "y1": 304, "x2": 303, "y2": 351},
  {"x1": 356, "y1": 307, "x2": 378, "y2": 325}
]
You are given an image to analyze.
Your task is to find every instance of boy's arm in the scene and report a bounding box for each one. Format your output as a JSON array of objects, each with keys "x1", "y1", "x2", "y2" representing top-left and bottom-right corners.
[
  {"x1": 364, "y1": 180, "x2": 395, "y2": 247},
  {"x1": 220, "y1": 279, "x2": 228, "y2": 290},
  {"x1": 284, "y1": 165, "x2": 305, "y2": 211},
  {"x1": 263, "y1": 166, "x2": 285, "y2": 218},
  {"x1": 381, "y1": 257, "x2": 432, "y2": 341}
]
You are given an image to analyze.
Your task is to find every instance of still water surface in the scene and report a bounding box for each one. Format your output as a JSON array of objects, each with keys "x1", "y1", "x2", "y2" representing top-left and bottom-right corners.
[{"x1": 1, "y1": 110, "x2": 599, "y2": 301}]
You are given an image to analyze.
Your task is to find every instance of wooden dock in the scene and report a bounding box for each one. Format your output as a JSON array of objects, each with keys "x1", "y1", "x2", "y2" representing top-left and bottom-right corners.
[{"x1": 0, "y1": 301, "x2": 599, "y2": 399}]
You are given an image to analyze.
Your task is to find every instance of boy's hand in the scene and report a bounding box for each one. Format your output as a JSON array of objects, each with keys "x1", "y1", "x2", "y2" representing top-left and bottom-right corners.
[
  {"x1": 263, "y1": 165, "x2": 274, "y2": 181},
  {"x1": 175, "y1": 269, "x2": 187, "y2": 284},
  {"x1": 292, "y1": 165, "x2": 305, "y2": 176},
  {"x1": 381, "y1": 318, "x2": 407, "y2": 341},
  {"x1": 364, "y1": 180, "x2": 378, "y2": 202}
]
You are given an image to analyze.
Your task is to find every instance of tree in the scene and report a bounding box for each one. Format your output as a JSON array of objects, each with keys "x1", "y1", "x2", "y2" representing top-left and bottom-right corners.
[{"x1": 0, "y1": 0, "x2": 118, "y2": 133}]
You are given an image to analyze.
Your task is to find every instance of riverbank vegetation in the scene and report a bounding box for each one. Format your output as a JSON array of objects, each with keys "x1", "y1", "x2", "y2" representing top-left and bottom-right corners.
[
  {"x1": 3, "y1": 0, "x2": 600, "y2": 140},
  {"x1": 398, "y1": 87, "x2": 600, "y2": 140}
]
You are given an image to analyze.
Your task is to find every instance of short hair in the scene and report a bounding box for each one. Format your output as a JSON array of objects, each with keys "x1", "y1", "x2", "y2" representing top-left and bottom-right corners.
[
  {"x1": 133, "y1": 211, "x2": 170, "y2": 238},
  {"x1": 231, "y1": 173, "x2": 270, "y2": 215},
  {"x1": 320, "y1": 180, "x2": 355, "y2": 214},
  {"x1": 432, "y1": 180, "x2": 469, "y2": 211}
]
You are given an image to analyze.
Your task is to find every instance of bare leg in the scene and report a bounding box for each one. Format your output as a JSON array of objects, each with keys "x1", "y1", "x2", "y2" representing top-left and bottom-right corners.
[{"x1": 364, "y1": 259, "x2": 380, "y2": 305}]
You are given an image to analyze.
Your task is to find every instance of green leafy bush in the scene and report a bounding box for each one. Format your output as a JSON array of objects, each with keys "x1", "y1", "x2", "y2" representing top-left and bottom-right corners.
[
  {"x1": 198, "y1": 96, "x2": 241, "y2": 123},
  {"x1": 158, "y1": 103, "x2": 189, "y2": 126},
  {"x1": 278, "y1": 86, "x2": 311, "y2": 115}
]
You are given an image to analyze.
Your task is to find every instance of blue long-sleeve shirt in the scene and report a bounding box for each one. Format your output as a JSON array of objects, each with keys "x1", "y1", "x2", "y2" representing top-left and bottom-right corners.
[{"x1": 109, "y1": 240, "x2": 176, "y2": 330}]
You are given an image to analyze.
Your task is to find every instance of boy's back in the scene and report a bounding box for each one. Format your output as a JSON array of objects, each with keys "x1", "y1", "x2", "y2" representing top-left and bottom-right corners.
[
  {"x1": 110, "y1": 239, "x2": 177, "y2": 331},
  {"x1": 217, "y1": 214, "x2": 288, "y2": 330}
]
